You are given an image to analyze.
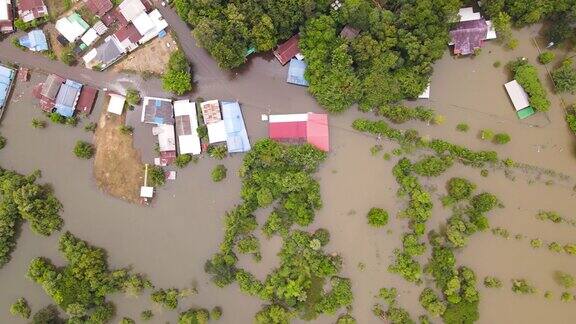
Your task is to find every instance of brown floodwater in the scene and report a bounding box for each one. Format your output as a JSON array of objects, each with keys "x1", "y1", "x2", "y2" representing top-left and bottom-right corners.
[{"x1": 1, "y1": 25, "x2": 576, "y2": 324}]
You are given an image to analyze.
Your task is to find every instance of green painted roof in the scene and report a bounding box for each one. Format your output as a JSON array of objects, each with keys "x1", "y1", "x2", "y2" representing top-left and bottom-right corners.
[
  {"x1": 517, "y1": 106, "x2": 535, "y2": 119},
  {"x1": 69, "y1": 13, "x2": 90, "y2": 30}
]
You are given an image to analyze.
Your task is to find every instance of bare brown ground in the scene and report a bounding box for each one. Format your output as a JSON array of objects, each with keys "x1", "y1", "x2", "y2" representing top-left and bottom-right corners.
[
  {"x1": 93, "y1": 103, "x2": 144, "y2": 204},
  {"x1": 112, "y1": 34, "x2": 178, "y2": 75}
]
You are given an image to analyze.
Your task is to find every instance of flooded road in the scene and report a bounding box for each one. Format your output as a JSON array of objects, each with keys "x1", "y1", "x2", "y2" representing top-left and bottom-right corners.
[{"x1": 1, "y1": 25, "x2": 576, "y2": 324}]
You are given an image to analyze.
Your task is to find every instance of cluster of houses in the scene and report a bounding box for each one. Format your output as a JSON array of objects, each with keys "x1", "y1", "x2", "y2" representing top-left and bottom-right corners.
[
  {"x1": 0, "y1": 0, "x2": 49, "y2": 34},
  {"x1": 32, "y1": 74, "x2": 98, "y2": 116},
  {"x1": 81, "y1": 0, "x2": 169, "y2": 69}
]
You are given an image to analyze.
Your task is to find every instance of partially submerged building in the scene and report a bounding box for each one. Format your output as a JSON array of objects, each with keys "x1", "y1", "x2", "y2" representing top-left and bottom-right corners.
[
  {"x1": 17, "y1": 0, "x2": 47, "y2": 22},
  {"x1": 141, "y1": 97, "x2": 174, "y2": 125},
  {"x1": 449, "y1": 7, "x2": 496, "y2": 55},
  {"x1": 174, "y1": 99, "x2": 201, "y2": 155},
  {"x1": 76, "y1": 86, "x2": 98, "y2": 114},
  {"x1": 19, "y1": 29, "x2": 48, "y2": 52},
  {"x1": 0, "y1": 0, "x2": 14, "y2": 34},
  {"x1": 201, "y1": 99, "x2": 226, "y2": 144},
  {"x1": 32, "y1": 73, "x2": 64, "y2": 112},
  {"x1": 33, "y1": 74, "x2": 96, "y2": 115},
  {"x1": 221, "y1": 101, "x2": 250, "y2": 153},
  {"x1": 274, "y1": 34, "x2": 300, "y2": 65},
  {"x1": 54, "y1": 79, "x2": 82, "y2": 117},
  {"x1": 106, "y1": 92, "x2": 126, "y2": 115},
  {"x1": 504, "y1": 80, "x2": 535, "y2": 119},
  {"x1": 268, "y1": 112, "x2": 329, "y2": 152},
  {"x1": 286, "y1": 58, "x2": 309, "y2": 87},
  {"x1": 0, "y1": 64, "x2": 15, "y2": 115}
]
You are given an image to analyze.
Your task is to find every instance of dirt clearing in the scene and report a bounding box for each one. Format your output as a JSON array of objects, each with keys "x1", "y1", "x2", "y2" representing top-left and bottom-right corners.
[{"x1": 113, "y1": 34, "x2": 178, "y2": 75}]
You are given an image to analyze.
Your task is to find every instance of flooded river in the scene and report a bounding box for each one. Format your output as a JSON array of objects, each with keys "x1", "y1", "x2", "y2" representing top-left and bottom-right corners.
[{"x1": 1, "y1": 25, "x2": 576, "y2": 323}]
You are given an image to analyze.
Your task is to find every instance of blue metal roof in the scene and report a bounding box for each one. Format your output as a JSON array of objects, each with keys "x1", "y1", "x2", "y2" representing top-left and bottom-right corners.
[
  {"x1": 0, "y1": 65, "x2": 15, "y2": 108},
  {"x1": 287, "y1": 59, "x2": 309, "y2": 87},
  {"x1": 19, "y1": 30, "x2": 49, "y2": 52},
  {"x1": 221, "y1": 101, "x2": 251, "y2": 153}
]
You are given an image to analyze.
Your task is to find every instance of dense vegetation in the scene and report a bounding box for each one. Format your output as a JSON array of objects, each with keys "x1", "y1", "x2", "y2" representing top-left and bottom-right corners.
[
  {"x1": 27, "y1": 232, "x2": 151, "y2": 321},
  {"x1": 0, "y1": 168, "x2": 63, "y2": 268},
  {"x1": 367, "y1": 207, "x2": 389, "y2": 227},
  {"x1": 162, "y1": 50, "x2": 193, "y2": 95},
  {"x1": 10, "y1": 297, "x2": 31, "y2": 319},
  {"x1": 174, "y1": 0, "x2": 460, "y2": 112},
  {"x1": 552, "y1": 59, "x2": 576, "y2": 93},
  {"x1": 508, "y1": 59, "x2": 551, "y2": 112},
  {"x1": 73, "y1": 141, "x2": 95, "y2": 159},
  {"x1": 204, "y1": 139, "x2": 353, "y2": 321}
]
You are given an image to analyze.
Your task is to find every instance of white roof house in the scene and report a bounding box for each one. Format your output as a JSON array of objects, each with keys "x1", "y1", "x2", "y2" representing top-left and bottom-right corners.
[
  {"x1": 207, "y1": 120, "x2": 227, "y2": 144},
  {"x1": 55, "y1": 15, "x2": 88, "y2": 43},
  {"x1": 0, "y1": 0, "x2": 11, "y2": 22},
  {"x1": 140, "y1": 186, "x2": 154, "y2": 198},
  {"x1": 154, "y1": 124, "x2": 176, "y2": 152},
  {"x1": 81, "y1": 28, "x2": 99, "y2": 46},
  {"x1": 132, "y1": 11, "x2": 154, "y2": 35},
  {"x1": 174, "y1": 99, "x2": 201, "y2": 155},
  {"x1": 138, "y1": 9, "x2": 168, "y2": 44},
  {"x1": 485, "y1": 20, "x2": 497, "y2": 40},
  {"x1": 118, "y1": 0, "x2": 146, "y2": 22},
  {"x1": 418, "y1": 83, "x2": 431, "y2": 99},
  {"x1": 106, "y1": 93, "x2": 126, "y2": 115},
  {"x1": 458, "y1": 7, "x2": 481, "y2": 22},
  {"x1": 268, "y1": 113, "x2": 309, "y2": 123},
  {"x1": 504, "y1": 80, "x2": 530, "y2": 111}
]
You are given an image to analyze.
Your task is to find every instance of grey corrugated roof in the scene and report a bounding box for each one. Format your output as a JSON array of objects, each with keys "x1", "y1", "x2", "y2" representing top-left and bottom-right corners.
[
  {"x1": 55, "y1": 83, "x2": 80, "y2": 108},
  {"x1": 95, "y1": 38, "x2": 123, "y2": 65}
]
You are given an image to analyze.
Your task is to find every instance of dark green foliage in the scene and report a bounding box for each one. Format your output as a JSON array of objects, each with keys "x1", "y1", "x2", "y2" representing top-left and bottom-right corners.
[
  {"x1": 125, "y1": 89, "x2": 141, "y2": 106},
  {"x1": 470, "y1": 193, "x2": 499, "y2": 214},
  {"x1": 208, "y1": 145, "x2": 228, "y2": 160},
  {"x1": 49, "y1": 112, "x2": 66, "y2": 124},
  {"x1": 141, "y1": 309, "x2": 153, "y2": 320},
  {"x1": 511, "y1": 279, "x2": 536, "y2": 294},
  {"x1": 32, "y1": 118, "x2": 47, "y2": 128},
  {"x1": 554, "y1": 271, "x2": 575, "y2": 289},
  {"x1": 565, "y1": 106, "x2": 576, "y2": 135},
  {"x1": 336, "y1": 313, "x2": 356, "y2": 324},
  {"x1": 197, "y1": 125, "x2": 208, "y2": 139},
  {"x1": 119, "y1": 317, "x2": 135, "y2": 324},
  {"x1": 60, "y1": 45, "x2": 76, "y2": 66},
  {"x1": 419, "y1": 288, "x2": 446, "y2": 317},
  {"x1": 31, "y1": 305, "x2": 64, "y2": 324},
  {"x1": 175, "y1": 154, "x2": 196, "y2": 168},
  {"x1": 73, "y1": 141, "x2": 94, "y2": 159},
  {"x1": 379, "y1": 287, "x2": 397, "y2": 304},
  {"x1": 509, "y1": 59, "x2": 550, "y2": 111},
  {"x1": 538, "y1": 52, "x2": 555, "y2": 64},
  {"x1": 178, "y1": 308, "x2": 210, "y2": 324},
  {"x1": 413, "y1": 155, "x2": 453, "y2": 177},
  {"x1": 0, "y1": 135, "x2": 5, "y2": 149},
  {"x1": 254, "y1": 304, "x2": 293, "y2": 324},
  {"x1": 147, "y1": 165, "x2": 166, "y2": 187},
  {"x1": 456, "y1": 123, "x2": 470, "y2": 132},
  {"x1": 493, "y1": 133, "x2": 511, "y2": 144},
  {"x1": 84, "y1": 122, "x2": 97, "y2": 132},
  {"x1": 152, "y1": 288, "x2": 184, "y2": 310},
  {"x1": 536, "y1": 210, "x2": 563, "y2": 223},
  {"x1": 552, "y1": 59, "x2": 576, "y2": 93},
  {"x1": 27, "y1": 232, "x2": 147, "y2": 319},
  {"x1": 483, "y1": 276, "x2": 503, "y2": 288},
  {"x1": 10, "y1": 297, "x2": 31, "y2": 319},
  {"x1": 367, "y1": 207, "x2": 389, "y2": 227},
  {"x1": 443, "y1": 177, "x2": 476, "y2": 206},
  {"x1": 211, "y1": 306, "x2": 222, "y2": 320},
  {"x1": 211, "y1": 164, "x2": 227, "y2": 182},
  {"x1": 162, "y1": 50, "x2": 193, "y2": 95},
  {"x1": 0, "y1": 169, "x2": 63, "y2": 267}
]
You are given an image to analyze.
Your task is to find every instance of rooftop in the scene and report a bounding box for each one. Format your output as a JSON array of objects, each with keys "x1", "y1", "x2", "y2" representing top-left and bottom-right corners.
[
  {"x1": 200, "y1": 100, "x2": 222, "y2": 124},
  {"x1": 286, "y1": 59, "x2": 309, "y2": 87},
  {"x1": 18, "y1": 0, "x2": 48, "y2": 22},
  {"x1": 273, "y1": 34, "x2": 300, "y2": 66},
  {"x1": 141, "y1": 97, "x2": 173, "y2": 125},
  {"x1": 84, "y1": 0, "x2": 113, "y2": 17}
]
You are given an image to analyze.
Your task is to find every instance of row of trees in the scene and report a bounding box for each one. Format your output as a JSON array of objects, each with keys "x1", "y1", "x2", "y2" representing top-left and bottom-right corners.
[
  {"x1": 508, "y1": 59, "x2": 551, "y2": 112},
  {"x1": 0, "y1": 168, "x2": 63, "y2": 268},
  {"x1": 204, "y1": 139, "x2": 353, "y2": 322}
]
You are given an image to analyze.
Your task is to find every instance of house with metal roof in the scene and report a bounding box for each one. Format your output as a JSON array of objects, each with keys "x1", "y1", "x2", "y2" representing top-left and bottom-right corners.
[
  {"x1": 274, "y1": 34, "x2": 300, "y2": 65},
  {"x1": 0, "y1": 0, "x2": 14, "y2": 33},
  {"x1": 83, "y1": 35, "x2": 125, "y2": 68},
  {"x1": 449, "y1": 7, "x2": 497, "y2": 55},
  {"x1": 200, "y1": 100, "x2": 222, "y2": 124},
  {"x1": 153, "y1": 123, "x2": 176, "y2": 153},
  {"x1": 55, "y1": 12, "x2": 89, "y2": 43},
  {"x1": 504, "y1": 80, "x2": 535, "y2": 119},
  {"x1": 174, "y1": 99, "x2": 201, "y2": 155},
  {"x1": 222, "y1": 101, "x2": 250, "y2": 153},
  {"x1": 136, "y1": 9, "x2": 168, "y2": 44},
  {"x1": 118, "y1": 0, "x2": 145, "y2": 22},
  {"x1": 81, "y1": 28, "x2": 99, "y2": 46},
  {"x1": 55, "y1": 79, "x2": 82, "y2": 117},
  {"x1": 19, "y1": 29, "x2": 48, "y2": 52},
  {"x1": 268, "y1": 112, "x2": 329, "y2": 152},
  {"x1": 17, "y1": 0, "x2": 47, "y2": 22},
  {"x1": 84, "y1": 0, "x2": 113, "y2": 17},
  {"x1": 286, "y1": 59, "x2": 309, "y2": 87},
  {"x1": 0, "y1": 64, "x2": 15, "y2": 115},
  {"x1": 141, "y1": 97, "x2": 173, "y2": 125},
  {"x1": 76, "y1": 86, "x2": 98, "y2": 114}
]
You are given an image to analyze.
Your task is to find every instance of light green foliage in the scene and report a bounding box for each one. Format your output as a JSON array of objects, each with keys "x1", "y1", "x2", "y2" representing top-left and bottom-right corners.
[
  {"x1": 552, "y1": 59, "x2": 576, "y2": 93},
  {"x1": 84, "y1": 122, "x2": 97, "y2": 132},
  {"x1": 10, "y1": 297, "x2": 31, "y2": 319},
  {"x1": 379, "y1": 287, "x2": 397, "y2": 305},
  {"x1": 456, "y1": 123, "x2": 470, "y2": 132},
  {"x1": 119, "y1": 125, "x2": 133, "y2": 135},
  {"x1": 237, "y1": 235, "x2": 259, "y2": 254},
  {"x1": 208, "y1": 145, "x2": 228, "y2": 160},
  {"x1": 125, "y1": 89, "x2": 141, "y2": 106},
  {"x1": 548, "y1": 242, "x2": 563, "y2": 253},
  {"x1": 389, "y1": 249, "x2": 422, "y2": 284},
  {"x1": 544, "y1": 291, "x2": 553, "y2": 299},
  {"x1": 147, "y1": 165, "x2": 165, "y2": 187},
  {"x1": 479, "y1": 129, "x2": 494, "y2": 141},
  {"x1": 493, "y1": 133, "x2": 511, "y2": 144},
  {"x1": 119, "y1": 317, "x2": 135, "y2": 324},
  {"x1": 442, "y1": 177, "x2": 476, "y2": 206},
  {"x1": 561, "y1": 292, "x2": 574, "y2": 302},
  {"x1": 254, "y1": 304, "x2": 293, "y2": 324},
  {"x1": 49, "y1": 112, "x2": 65, "y2": 124},
  {"x1": 178, "y1": 308, "x2": 210, "y2": 324},
  {"x1": 511, "y1": 279, "x2": 536, "y2": 294},
  {"x1": 419, "y1": 288, "x2": 446, "y2": 317},
  {"x1": 483, "y1": 277, "x2": 503, "y2": 288},
  {"x1": 196, "y1": 125, "x2": 208, "y2": 139},
  {"x1": 162, "y1": 50, "x2": 193, "y2": 95},
  {"x1": 27, "y1": 232, "x2": 145, "y2": 320},
  {"x1": 538, "y1": 52, "x2": 555, "y2": 64},
  {"x1": 367, "y1": 207, "x2": 389, "y2": 227},
  {"x1": 336, "y1": 313, "x2": 356, "y2": 324},
  {"x1": 378, "y1": 105, "x2": 435, "y2": 124},
  {"x1": 509, "y1": 59, "x2": 551, "y2": 111},
  {"x1": 175, "y1": 154, "x2": 197, "y2": 168},
  {"x1": 32, "y1": 118, "x2": 47, "y2": 129},
  {"x1": 65, "y1": 116, "x2": 78, "y2": 127},
  {"x1": 413, "y1": 155, "x2": 453, "y2": 177},
  {"x1": 151, "y1": 288, "x2": 185, "y2": 310},
  {"x1": 530, "y1": 238, "x2": 543, "y2": 248},
  {"x1": 384, "y1": 304, "x2": 415, "y2": 324},
  {"x1": 73, "y1": 141, "x2": 94, "y2": 159},
  {"x1": 211, "y1": 164, "x2": 227, "y2": 182},
  {"x1": 141, "y1": 309, "x2": 153, "y2": 321},
  {"x1": 566, "y1": 105, "x2": 576, "y2": 135},
  {"x1": 564, "y1": 244, "x2": 576, "y2": 255},
  {"x1": 536, "y1": 210, "x2": 563, "y2": 223},
  {"x1": 211, "y1": 306, "x2": 222, "y2": 320},
  {"x1": 554, "y1": 271, "x2": 575, "y2": 289},
  {"x1": 492, "y1": 12, "x2": 517, "y2": 49}
]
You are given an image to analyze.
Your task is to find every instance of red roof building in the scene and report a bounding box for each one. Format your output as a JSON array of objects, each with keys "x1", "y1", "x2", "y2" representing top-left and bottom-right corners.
[
  {"x1": 268, "y1": 113, "x2": 329, "y2": 151},
  {"x1": 17, "y1": 0, "x2": 48, "y2": 22},
  {"x1": 0, "y1": 0, "x2": 15, "y2": 34},
  {"x1": 84, "y1": 0, "x2": 113, "y2": 17},
  {"x1": 273, "y1": 34, "x2": 300, "y2": 65},
  {"x1": 76, "y1": 86, "x2": 98, "y2": 114}
]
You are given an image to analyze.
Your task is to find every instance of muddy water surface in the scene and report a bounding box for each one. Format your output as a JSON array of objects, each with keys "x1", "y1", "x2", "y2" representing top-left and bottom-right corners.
[{"x1": 1, "y1": 25, "x2": 576, "y2": 324}]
